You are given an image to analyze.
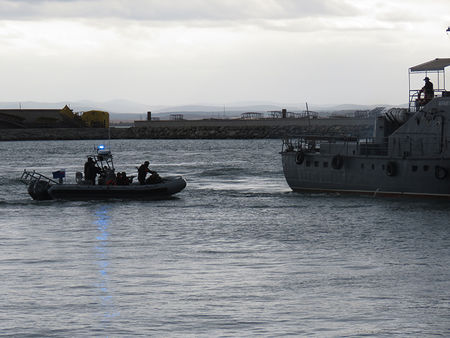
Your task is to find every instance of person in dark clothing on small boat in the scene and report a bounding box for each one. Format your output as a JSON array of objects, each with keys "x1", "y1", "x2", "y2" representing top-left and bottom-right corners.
[
  {"x1": 116, "y1": 172, "x2": 132, "y2": 185},
  {"x1": 146, "y1": 172, "x2": 162, "y2": 184},
  {"x1": 138, "y1": 161, "x2": 150, "y2": 184},
  {"x1": 138, "y1": 161, "x2": 162, "y2": 185},
  {"x1": 84, "y1": 157, "x2": 99, "y2": 185}
]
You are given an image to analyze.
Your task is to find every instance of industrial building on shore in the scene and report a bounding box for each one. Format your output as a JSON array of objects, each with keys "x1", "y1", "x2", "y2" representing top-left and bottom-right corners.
[{"x1": 0, "y1": 105, "x2": 109, "y2": 129}]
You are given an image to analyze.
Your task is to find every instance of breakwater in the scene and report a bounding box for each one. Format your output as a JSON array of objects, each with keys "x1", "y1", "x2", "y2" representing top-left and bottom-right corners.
[{"x1": 0, "y1": 118, "x2": 374, "y2": 141}]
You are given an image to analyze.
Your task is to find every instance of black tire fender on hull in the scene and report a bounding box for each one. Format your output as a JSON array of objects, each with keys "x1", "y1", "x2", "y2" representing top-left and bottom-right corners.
[
  {"x1": 386, "y1": 162, "x2": 397, "y2": 176},
  {"x1": 295, "y1": 150, "x2": 305, "y2": 165},
  {"x1": 331, "y1": 155, "x2": 344, "y2": 170},
  {"x1": 435, "y1": 166, "x2": 448, "y2": 180}
]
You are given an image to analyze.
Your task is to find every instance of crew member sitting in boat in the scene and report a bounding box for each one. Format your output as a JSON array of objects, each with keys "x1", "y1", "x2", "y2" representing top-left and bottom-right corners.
[
  {"x1": 97, "y1": 166, "x2": 115, "y2": 185},
  {"x1": 116, "y1": 171, "x2": 132, "y2": 185},
  {"x1": 84, "y1": 157, "x2": 100, "y2": 185},
  {"x1": 138, "y1": 161, "x2": 162, "y2": 185},
  {"x1": 416, "y1": 77, "x2": 434, "y2": 108}
]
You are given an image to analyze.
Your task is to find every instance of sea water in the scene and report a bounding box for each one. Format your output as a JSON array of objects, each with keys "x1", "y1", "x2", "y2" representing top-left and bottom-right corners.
[{"x1": 0, "y1": 139, "x2": 449, "y2": 337}]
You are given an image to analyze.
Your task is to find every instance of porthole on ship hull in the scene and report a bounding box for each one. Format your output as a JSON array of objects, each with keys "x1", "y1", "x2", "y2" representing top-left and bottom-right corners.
[
  {"x1": 331, "y1": 155, "x2": 344, "y2": 169},
  {"x1": 435, "y1": 166, "x2": 448, "y2": 180},
  {"x1": 295, "y1": 151, "x2": 305, "y2": 165},
  {"x1": 386, "y1": 162, "x2": 397, "y2": 176}
]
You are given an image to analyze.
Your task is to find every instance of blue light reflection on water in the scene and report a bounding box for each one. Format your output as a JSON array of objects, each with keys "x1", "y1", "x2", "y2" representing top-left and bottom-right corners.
[{"x1": 93, "y1": 205, "x2": 119, "y2": 322}]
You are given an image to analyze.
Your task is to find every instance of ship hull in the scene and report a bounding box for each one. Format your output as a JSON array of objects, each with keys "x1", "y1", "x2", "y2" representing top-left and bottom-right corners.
[{"x1": 282, "y1": 152, "x2": 450, "y2": 198}]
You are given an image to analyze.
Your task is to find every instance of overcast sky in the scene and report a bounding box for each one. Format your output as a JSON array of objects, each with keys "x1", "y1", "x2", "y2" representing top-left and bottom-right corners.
[{"x1": 0, "y1": 0, "x2": 449, "y2": 108}]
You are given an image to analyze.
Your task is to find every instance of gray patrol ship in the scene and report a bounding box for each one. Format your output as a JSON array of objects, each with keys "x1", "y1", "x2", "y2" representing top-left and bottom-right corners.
[{"x1": 281, "y1": 58, "x2": 450, "y2": 197}]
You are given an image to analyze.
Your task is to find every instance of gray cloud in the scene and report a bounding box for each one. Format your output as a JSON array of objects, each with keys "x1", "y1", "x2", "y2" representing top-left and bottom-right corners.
[{"x1": 0, "y1": 0, "x2": 360, "y2": 22}]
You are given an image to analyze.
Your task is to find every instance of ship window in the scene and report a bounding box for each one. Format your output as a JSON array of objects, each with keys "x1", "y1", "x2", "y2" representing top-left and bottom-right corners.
[
  {"x1": 423, "y1": 165, "x2": 429, "y2": 172},
  {"x1": 412, "y1": 165, "x2": 418, "y2": 172},
  {"x1": 371, "y1": 164, "x2": 375, "y2": 170},
  {"x1": 314, "y1": 161, "x2": 319, "y2": 167},
  {"x1": 361, "y1": 163, "x2": 365, "y2": 169},
  {"x1": 323, "y1": 162, "x2": 328, "y2": 168},
  {"x1": 382, "y1": 164, "x2": 385, "y2": 170},
  {"x1": 306, "y1": 160, "x2": 311, "y2": 167}
]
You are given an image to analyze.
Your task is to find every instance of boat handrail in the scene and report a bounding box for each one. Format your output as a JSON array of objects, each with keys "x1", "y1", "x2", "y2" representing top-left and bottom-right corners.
[{"x1": 20, "y1": 169, "x2": 58, "y2": 185}]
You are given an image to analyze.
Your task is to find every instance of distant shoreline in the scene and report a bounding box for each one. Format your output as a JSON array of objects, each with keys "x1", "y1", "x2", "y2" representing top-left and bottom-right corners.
[{"x1": 0, "y1": 118, "x2": 374, "y2": 141}]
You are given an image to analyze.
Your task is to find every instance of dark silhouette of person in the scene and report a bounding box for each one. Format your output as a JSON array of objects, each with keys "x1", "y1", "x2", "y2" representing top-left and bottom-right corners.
[
  {"x1": 419, "y1": 77, "x2": 434, "y2": 104},
  {"x1": 122, "y1": 172, "x2": 132, "y2": 185},
  {"x1": 84, "y1": 157, "x2": 99, "y2": 185},
  {"x1": 146, "y1": 171, "x2": 162, "y2": 184},
  {"x1": 138, "y1": 161, "x2": 161, "y2": 184},
  {"x1": 138, "y1": 161, "x2": 151, "y2": 185},
  {"x1": 116, "y1": 172, "x2": 131, "y2": 185},
  {"x1": 116, "y1": 172, "x2": 123, "y2": 185}
]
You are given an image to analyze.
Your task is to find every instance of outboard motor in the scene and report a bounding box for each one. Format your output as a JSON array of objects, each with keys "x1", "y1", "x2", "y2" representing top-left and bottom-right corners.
[{"x1": 28, "y1": 180, "x2": 52, "y2": 200}]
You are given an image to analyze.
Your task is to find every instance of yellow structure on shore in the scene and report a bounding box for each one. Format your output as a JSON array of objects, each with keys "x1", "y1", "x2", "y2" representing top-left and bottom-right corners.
[{"x1": 81, "y1": 110, "x2": 109, "y2": 128}]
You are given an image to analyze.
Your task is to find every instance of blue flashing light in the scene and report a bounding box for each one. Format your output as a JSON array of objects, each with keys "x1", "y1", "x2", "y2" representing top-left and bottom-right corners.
[{"x1": 98, "y1": 144, "x2": 105, "y2": 150}]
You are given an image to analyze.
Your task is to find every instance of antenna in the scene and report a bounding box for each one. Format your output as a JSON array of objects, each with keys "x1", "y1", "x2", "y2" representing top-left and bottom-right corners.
[
  {"x1": 108, "y1": 125, "x2": 111, "y2": 150},
  {"x1": 306, "y1": 102, "x2": 311, "y2": 129}
]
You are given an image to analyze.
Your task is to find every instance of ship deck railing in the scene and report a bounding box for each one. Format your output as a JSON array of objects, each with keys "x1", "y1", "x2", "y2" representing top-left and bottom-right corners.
[
  {"x1": 282, "y1": 135, "x2": 358, "y2": 149},
  {"x1": 20, "y1": 169, "x2": 58, "y2": 185},
  {"x1": 282, "y1": 136, "x2": 389, "y2": 156},
  {"x1": 409, "y1": 89, "x2": 450, "y2": 112},
  {"x1": 358, "y1": 143, "x2": 388, "y2": 156}
]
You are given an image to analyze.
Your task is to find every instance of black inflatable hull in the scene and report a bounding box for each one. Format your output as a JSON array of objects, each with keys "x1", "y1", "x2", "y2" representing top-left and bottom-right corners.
[{"x1": 28, "y1": 176, "x2": 187, "y2": 200}]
